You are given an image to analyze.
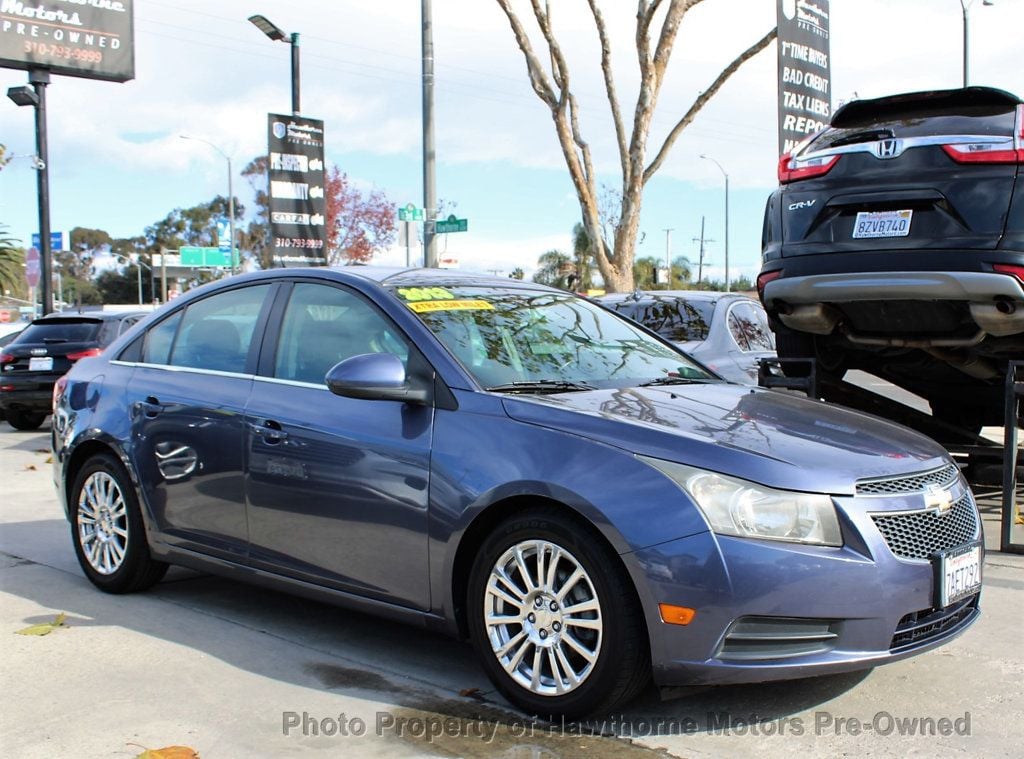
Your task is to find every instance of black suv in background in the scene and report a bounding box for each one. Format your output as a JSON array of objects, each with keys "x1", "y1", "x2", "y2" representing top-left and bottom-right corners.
[
  {"x1": 0, "y1": 311, "x2": 146, "y2": 430},
  {"x1": 759, "y1": 87, "x2": 1024, "y2": 428}
]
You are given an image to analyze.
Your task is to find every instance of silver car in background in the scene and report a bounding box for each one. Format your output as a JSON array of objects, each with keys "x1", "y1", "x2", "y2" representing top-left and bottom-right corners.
[{"x1": 597, "y1": 291, "x2": 776, "y2": 384}]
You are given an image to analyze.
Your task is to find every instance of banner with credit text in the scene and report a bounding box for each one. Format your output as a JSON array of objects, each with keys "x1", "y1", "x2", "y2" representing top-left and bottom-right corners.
[
  {"x1": 777, "y1": 0, "x2": 831, "y2": 156},
  {"x1": 267, "y1": 113, "x2": 328, "y2": 266}
]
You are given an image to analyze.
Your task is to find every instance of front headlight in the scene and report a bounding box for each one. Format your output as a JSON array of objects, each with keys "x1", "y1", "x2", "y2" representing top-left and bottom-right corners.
[{"x1": 639, "y1": 457, "x2": 842, "y2": 547}]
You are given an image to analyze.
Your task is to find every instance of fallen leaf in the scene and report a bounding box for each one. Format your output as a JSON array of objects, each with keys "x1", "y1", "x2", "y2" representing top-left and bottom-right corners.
[
  {"x1": 459, "y1": 687, "x2": 486, "y2": 701},
  {"x1": 131, "y1": 746, "x2": 200, "y2": 759},
  {"x1": 24, "y1": 464, "x2": 37, "y2": 471},
  {"x1": 45, "y1": 456, "x2": 53, "y2": 464},
  {"x1": 15, "y1": 612, "x2": 67, "y2": 636},
  {"x1": 34, "y1": 448, "x2": 49, "y2": 454}
]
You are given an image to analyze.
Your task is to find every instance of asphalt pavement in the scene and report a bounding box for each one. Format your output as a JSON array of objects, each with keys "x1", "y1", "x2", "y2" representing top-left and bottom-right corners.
[{"x1": 1, "y1": 422, "x2": 1022, "y2": 758}]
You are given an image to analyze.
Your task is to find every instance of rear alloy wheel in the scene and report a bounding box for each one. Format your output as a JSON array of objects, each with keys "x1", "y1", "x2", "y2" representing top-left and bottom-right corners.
[
  {"x1": 70, "y1": 453, "x2": 168, "y2": 593},
  {"x1": 6, "y1": 410, "x2": 47, "y2": 431},
  {"x1": 467, "y1": 509, "x2": 649, "y2": 718}
]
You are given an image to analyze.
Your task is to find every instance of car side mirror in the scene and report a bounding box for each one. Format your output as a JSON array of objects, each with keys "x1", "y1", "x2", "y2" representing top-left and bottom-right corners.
[{"x1": 325, "y1": 353, "x2": 430, "y2": 405}]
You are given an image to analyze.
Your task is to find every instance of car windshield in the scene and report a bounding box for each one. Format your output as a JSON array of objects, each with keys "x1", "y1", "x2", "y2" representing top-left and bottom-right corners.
[{"x1": 394, "y1": 285, "x2": 714, "y2": 390}]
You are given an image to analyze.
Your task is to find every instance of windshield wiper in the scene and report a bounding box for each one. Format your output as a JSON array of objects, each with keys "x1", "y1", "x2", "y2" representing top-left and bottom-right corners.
[
  {"x1": 485, "y1": 379, "x2": 597, "y2": 394},
  {"x1": 637, "y1": 376, "x2": 715, "y2": 387}
]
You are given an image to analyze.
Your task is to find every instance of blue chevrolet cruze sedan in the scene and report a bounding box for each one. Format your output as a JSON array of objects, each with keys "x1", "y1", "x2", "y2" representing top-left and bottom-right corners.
[{"x1": 52, "y1": 267, "x2": 982, "y2": 718}]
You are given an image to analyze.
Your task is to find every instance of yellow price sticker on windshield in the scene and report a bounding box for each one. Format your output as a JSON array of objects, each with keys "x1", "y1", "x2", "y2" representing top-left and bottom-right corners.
[
  {"x1": 397, "y1": 287, "x2": 454, "y2": 301},
  {"x1": 407, "y1": 300, "x2": 494, "y2": 313}
]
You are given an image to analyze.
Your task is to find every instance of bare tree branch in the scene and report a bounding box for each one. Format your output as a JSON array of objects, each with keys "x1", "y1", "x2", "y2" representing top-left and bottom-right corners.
[
  {"x1": 588, "y1": 0, "x2": 629, "y2": 185},
  {"x1": 495, "y1": 0, "x2": 558, "y2": 107},
  {"x1": 644, "y1": 26, "x2": 776, "y2": 183}
]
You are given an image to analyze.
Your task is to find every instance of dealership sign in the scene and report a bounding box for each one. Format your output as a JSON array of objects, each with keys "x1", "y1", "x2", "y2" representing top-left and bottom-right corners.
[
  {"x1": 776, "y1": 0, "x2": 831, "y2": 156},
  {"x1": 267, "y1": 113, "x2": 328, "y2": 266},
  {"x1": 0, "y1": 0, "x2": 135, "y2": 82}
]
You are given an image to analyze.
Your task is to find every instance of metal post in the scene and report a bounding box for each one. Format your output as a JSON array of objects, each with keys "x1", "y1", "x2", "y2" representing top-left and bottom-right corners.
[
  {"x1": 663, "y1": 228, "x2": 673, "y2": 289},
  {"x1": 136, "y1": 258, "x2": 143, "y2": 305},
  {"x1": 422, "y1": 0, "x2": 438, "y2": 268},
  {"x1": 290, "y1": 32, "x2": 300, "y2": 115},
  {"x1": 962, "y1": 1, "x2": 970, "y2": 87},
  {"x1": 30, "y1": 69, "x2": 52, "y2": 316},
  {"x1": 161, "y1": 247, "x2": 168, "y2": 303},
  {"x1": 724, "y1": 172, "x2": 730, "y2": 292},
  {"x1": 228, "y1": 156, "x2": 236, "y2": 274}
]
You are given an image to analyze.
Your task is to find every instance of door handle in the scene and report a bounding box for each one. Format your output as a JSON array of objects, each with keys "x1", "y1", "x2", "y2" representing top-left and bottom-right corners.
[
  {"x1": 137, "y1": 396, "x2": 163, "y2": 419},
  {"x1": 249, "y1": 419, "x2": 288, "y2": 444}
]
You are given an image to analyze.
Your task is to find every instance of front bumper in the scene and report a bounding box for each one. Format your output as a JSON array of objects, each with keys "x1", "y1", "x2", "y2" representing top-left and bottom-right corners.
[{"x1": 631, "y1": 486, "x2": 982, "y2": 687}]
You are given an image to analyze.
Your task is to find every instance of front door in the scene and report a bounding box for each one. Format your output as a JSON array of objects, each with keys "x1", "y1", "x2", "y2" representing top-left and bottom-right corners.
[{"x1": 244, "y1": 281, "x2": 433, "y2": 609}]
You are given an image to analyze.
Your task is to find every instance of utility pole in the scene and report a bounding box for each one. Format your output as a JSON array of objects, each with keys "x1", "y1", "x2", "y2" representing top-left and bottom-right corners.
[
  {"x1": 422, "y1": 0, "x2": 438, "y2": 268},
  {"x1": 662, "y1": 228, "x2": 674, "y2": 289},
  {"x1": 692, "y1": 216, "x2": 716, "y2": 285}
]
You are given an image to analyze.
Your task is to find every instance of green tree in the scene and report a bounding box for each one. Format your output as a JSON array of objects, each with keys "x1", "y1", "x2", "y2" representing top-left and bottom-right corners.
[
  {"x1": 532, "y1": 249, "x2": 573, "y2": 289},
  {"x1": 0, "y1": 224, "x2": 25, "y2": 297},
  {"x1": 509, "y1": 267, "x2": 525, "y2": 280},
  {"x1": 632, "y1": 254, "x2": 692, "y2": 290}
]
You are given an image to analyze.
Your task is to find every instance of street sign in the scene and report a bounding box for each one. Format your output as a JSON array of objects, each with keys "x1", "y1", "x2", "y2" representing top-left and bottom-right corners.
[
  {"x1": 398, "y1": 203, "x2": 424, "y2": 222},
  {"x1": 435, "y1": 214, "x2": 468, "y2": 234},
  {"x1": 267, "y1": 113, "x2": 328, "y2": 266},
  {"x1": 25, "y1": 247, "x2": 40, "y2": 288},
  {"x1": 180, "y1": 246, "x2": 234, "y2": 267},
  {"x1": 217, "y1": 219, "x2": 232, "y2": 252},
  {"x1": 31, "y1": 232, "x2": 67, "y2": 251}
]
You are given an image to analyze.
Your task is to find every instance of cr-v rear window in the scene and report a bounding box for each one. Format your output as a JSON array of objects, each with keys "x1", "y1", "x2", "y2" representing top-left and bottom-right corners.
[{"x1": 17, "y1": 319, "x2": 102, "y2": 343}]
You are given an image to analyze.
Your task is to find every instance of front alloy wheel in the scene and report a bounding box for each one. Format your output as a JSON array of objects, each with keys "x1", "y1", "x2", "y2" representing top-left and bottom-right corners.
[
  {"x1": 484, "y1": 540, "x2": 602, "y2": 696},
  {"x1": 468, "y1": 509, "x2": 649, "y2": 718}
]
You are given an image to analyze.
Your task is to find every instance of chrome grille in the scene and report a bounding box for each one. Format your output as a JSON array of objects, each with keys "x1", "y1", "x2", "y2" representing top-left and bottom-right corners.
[
  {"x1": 871, "y1": 494, "x2": 980, "y2": 561},
  {"x1": 856, "y1": 463, "x2": 959, "y2": 496}
]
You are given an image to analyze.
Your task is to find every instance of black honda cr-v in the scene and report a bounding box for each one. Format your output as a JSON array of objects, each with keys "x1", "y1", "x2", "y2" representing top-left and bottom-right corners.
[{"x1": 758, "y1": 86, "x2": 1024, "y2": 429}]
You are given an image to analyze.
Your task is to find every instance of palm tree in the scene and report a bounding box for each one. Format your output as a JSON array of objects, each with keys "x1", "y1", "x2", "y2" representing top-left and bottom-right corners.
[
  {"x1": 571, "y1": 223, "x2": 596, "y2": 292},
  {"x1": 532, "y1": 249, "x2": 573, "y2": 289},
  {"x1": 0, "y1": 224, "x2": 24, "y2": 296}
]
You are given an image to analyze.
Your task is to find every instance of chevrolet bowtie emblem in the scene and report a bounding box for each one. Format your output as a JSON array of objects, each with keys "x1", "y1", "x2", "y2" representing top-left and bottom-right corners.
[{"x1": 924, "y1": 484, "x2": 955, "y2": 514}]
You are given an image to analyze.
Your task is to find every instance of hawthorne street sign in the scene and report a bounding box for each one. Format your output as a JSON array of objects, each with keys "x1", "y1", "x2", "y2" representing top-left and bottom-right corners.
[
  {"x1": 436, "y1": 214, "x2": 468, "y2": 234},
  {"x1": 398, "y1": 203, "x2": 424, "y2": 222}
]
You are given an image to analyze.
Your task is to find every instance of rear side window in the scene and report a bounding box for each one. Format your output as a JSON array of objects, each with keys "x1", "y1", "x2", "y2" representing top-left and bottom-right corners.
[
  {"x1": 728, "y1": 301, "x2": 775, "y2": 352},
  {"x1": 17, "y1": 320, "x2": 101, "y2": 343},
  {"x1": 141, "y1": 312, "x2": 183, "y2": 365},
  {"x1": 612, "y1": 298, "x2": 714, "y2": 342},
  {"x1": 169, "y1": 285, "x2": 271, "y2": 373}
]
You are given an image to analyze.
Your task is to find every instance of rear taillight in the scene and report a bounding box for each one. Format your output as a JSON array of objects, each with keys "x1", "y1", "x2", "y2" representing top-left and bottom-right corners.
[
  {"x1": 778, "y1": 153, "x2": 840, "y2": 184},
  {"x1": 53, "y1": 375, "x2": 68, "y2": 412},
  {"x1": 941, "y1": 142, "x2": 1022, "y2": 164},
  {"x1": 757, "y1": 270, "x2": 783, "y2": 298},
  {"x1": 992, "y1": 263, "x2": 1024, "y2": 284},
  {"x1": 0, "y1": 352, "x2": 13, "y2": 364},
  {"x1": 67, "y1": 347, "x2": 102, "y2": 361}
]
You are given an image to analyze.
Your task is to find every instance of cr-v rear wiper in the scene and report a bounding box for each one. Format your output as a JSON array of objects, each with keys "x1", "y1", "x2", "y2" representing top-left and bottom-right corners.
[
  {"x1": 828, "y1": 128, "x2": 895, "y2": 148},
  {"x1": 485, "y1": 379, "x2": 596, "y2": 394}
]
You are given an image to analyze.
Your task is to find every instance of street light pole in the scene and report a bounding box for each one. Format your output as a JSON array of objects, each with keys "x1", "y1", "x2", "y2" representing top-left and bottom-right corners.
[
  {"x1": 248, "y1": 15, "x2": 301, "y2": 115},
  {"x1": 422, "y1": 0, "x2": 438, "y2": 268},
  {"x1": 961, "y1": 0, "x2": 996, "y2": 87},
  {"x1": 180, "y1": 135, "x2": 236, "y2": 275},
  {"x1": 701, "y1": 154, "x2": 730, "y2": 292}
]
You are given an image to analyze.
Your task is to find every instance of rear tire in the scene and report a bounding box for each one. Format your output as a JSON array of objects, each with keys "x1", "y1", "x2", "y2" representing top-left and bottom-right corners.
[
  {"x1": 69, "y1": 453, "x2": 168, "y2": 594},
  {"x1": 466, "y1": 508, "x2": 650, "y2": 719},
  {"x1": 6, "y1": 410, "x2": 47, "y2": 430}
]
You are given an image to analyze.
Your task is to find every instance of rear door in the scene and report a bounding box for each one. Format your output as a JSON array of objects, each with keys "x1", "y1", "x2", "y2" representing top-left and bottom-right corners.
[
  {"x1": 126, "y1": 284, "x2": 275, "y2": 561},
  {"x1": 781, "y1": 90, "x2": 1022, "y2": 256}
]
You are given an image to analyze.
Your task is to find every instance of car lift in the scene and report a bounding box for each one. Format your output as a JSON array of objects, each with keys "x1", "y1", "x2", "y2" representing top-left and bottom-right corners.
[{"x1": 758, "y1": 358, "x2": 1024, "y2": 554}]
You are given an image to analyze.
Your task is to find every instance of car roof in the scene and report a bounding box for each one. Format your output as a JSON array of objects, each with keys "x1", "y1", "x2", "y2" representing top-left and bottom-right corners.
[
  {"x1": 596, "y1": 290, "x2": 739, "y2": 304},
  {"x1": 255, "y1": 265, "x2": 561, "y2": 293},
  {"x1": 831, "y1": 86, "x2": 1022, "y2": 128},
  {"x1": 33, "y1": 310, "x2": 145, "y2": 323}
]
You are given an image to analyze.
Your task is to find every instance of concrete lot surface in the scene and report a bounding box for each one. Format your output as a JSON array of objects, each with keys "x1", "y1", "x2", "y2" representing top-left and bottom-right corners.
[{"x1": 1, "y1": 423, "x2": 1022, "y2": 758}]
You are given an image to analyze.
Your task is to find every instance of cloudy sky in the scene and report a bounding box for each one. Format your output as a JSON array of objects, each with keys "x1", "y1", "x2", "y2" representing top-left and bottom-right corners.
[{"x1": 2, "y1": 0, "x2": 1022, "y2": 283}]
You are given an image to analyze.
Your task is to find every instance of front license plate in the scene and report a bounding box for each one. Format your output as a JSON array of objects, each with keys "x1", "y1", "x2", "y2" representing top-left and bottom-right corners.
[
  {"x1": 28, "y1": 357, "x2": 53, "y2": 371},
  {"x1": 935, "y1": 541, "x2": 983, "y2": 608},
  {"x1": 852, "y1": 210, "x2": 913, "y2": 239}
]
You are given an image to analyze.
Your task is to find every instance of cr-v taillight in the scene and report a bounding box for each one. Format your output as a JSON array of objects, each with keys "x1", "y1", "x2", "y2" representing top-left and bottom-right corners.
[
  {"x1": 757, "y1": 269, "x2": 783, "y2": 298},
  {"x1": 778, "y1": 153, "x2": 840, "y2": 184},
  {"x1": 942, "y1": 106, "x2": 1024, "y2": 164}
]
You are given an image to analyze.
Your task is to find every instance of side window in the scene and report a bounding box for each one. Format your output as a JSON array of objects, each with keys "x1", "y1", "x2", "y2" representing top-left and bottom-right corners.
[
  {"x1": 169, "y1": 285, "x2": 271, "y2": 372},
  {"x1": 274, "y1": 283, "x2": 409, "y2": 384},
  {"x1": 728, "y1": 302, "x2": 775, "y2": 352},
  {"x1": 141, "y1": 312, "x2": 182, "y2": 365}
]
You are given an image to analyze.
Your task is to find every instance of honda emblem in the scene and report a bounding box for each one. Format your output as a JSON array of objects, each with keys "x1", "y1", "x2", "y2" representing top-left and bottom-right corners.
[{"x1": 874, "y1": 139, "x2": 902, "y2": 159}]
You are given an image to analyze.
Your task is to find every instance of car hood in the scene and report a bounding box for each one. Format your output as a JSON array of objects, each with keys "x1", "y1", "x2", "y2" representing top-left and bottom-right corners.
[{"x1": 501, "y1": 384, "x2": 948, "y2": 495}]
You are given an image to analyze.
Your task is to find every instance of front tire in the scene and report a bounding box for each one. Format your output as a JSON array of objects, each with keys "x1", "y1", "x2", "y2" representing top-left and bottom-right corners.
[
  {"x1": 467, "y1": 508, "x2": 649, "y2": 718},
  {"x1": 70, "y1": 453, "x2": 168, "y2": 593},
  {"x1": 6, "y1": 410, "x2": 47, "y2": 430}
]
